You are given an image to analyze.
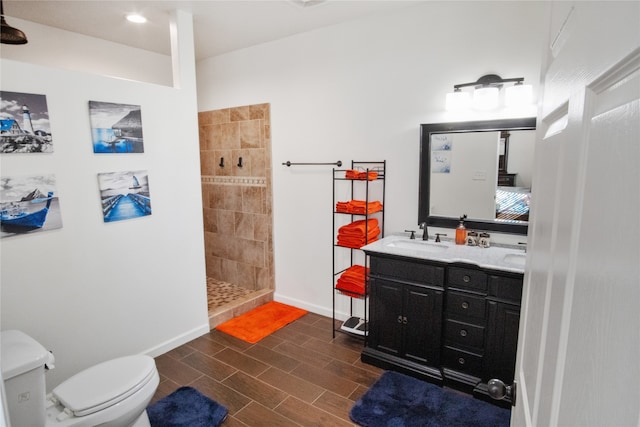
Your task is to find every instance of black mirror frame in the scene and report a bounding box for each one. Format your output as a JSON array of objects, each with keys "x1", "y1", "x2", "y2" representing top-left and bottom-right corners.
[{"x1": 418, "y1": 117, "x2": 537, "y2": 235}]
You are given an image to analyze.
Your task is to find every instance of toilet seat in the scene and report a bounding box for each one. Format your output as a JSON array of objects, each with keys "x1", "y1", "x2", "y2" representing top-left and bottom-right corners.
[{"x1": 51, "y1": 355, "x2": 156, "y2": 417}]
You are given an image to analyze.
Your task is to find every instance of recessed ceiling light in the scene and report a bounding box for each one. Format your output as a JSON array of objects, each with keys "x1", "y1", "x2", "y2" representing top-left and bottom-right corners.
[
  {"x1": 126, "y1": 14, "x2": 147, "y2": 24},
  {"x1": 289, "y1": 0, "x2": 328, "y2": 8}
]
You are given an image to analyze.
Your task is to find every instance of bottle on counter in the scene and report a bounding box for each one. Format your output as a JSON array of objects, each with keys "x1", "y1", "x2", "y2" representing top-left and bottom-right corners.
[
  {"x1": 455, "y1": 214, "x2": 467, "y2": 245},
  {"x1": 478, "y1": 232, "x2": 491, "y2": 248},
  {"x1": 466, "y1": 230, "x2": 478, "y2": 246}
]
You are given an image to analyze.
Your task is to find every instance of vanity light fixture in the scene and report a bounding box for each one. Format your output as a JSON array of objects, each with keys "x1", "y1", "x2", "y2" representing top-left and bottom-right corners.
[{"x1": 445, "y1": 74, "x2": 532, "y2": 111}]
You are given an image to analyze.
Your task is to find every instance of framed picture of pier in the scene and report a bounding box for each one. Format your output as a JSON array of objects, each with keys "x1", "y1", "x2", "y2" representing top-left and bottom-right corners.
[
  {"x1": 89, "y1": 101, "x2": 144, "y2": 153},
  {"x1": 1, "y1": 174, "x2": 63, "y2": 238},
  {"x1": 97, "y1": 170, "x2": 152, "y2": 223},
  {"x1": 0, "y1": 91, "x2": 53, "y2": 153}
]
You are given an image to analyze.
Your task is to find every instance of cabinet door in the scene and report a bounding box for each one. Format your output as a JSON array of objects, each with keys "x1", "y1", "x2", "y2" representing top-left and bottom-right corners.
[
  {"x1": 484, "y1": 300, "x2": 520, "y2": 383},
  {"x1": 403, "y1": 284, "x2": 443, "y2": 366},
  {"x1": 368, "y1": 278, "x2": 403, "y2": 356}
]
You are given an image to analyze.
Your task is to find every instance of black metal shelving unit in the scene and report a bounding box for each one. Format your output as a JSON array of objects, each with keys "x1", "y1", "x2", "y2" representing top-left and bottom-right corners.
[{"x1": 332, "y1": 160, "x2": 386, "y2": 339}]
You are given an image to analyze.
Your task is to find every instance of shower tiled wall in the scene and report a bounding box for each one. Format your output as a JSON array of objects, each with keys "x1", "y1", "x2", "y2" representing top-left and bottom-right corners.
[{"x1": 198, "y1": 103, "x2": 273, "y2": 292}]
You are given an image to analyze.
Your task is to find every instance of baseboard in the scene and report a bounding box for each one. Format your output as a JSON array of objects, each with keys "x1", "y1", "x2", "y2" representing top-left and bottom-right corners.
[
  {"x1": 273, "y1": 293, "x2": 354, "y2": 321},
  {"x1": 142, "y1": 323, "x2": 210, "y2": 358}
]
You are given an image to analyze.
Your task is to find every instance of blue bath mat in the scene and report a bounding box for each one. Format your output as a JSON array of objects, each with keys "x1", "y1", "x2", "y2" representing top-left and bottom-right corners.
[
  {"x1": 350, "y1": 371, "x2": 510, "y2": 427},
  {"x1": 147, "y1": 386, "x2": 228, "y2": 427}
]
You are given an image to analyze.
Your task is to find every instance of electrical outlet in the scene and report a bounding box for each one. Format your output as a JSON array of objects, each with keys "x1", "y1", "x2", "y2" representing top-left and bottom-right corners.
[{"x1": 18, "y1": 391, "x2": 30, "y2": 402}]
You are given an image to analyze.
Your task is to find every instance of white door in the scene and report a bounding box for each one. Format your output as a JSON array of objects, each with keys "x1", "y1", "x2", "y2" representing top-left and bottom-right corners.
[{"x1": 513, "y1": 2, "x2": 640, "y2": 426}]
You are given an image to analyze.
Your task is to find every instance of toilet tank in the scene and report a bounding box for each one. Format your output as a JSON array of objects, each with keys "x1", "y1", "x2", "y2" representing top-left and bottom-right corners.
[{"x1": 1, "y1": 330, "x2": 54, "y2": 427}]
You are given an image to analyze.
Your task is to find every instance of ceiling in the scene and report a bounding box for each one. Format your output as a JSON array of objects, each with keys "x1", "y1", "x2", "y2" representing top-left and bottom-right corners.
[{"x1": 3, "y1": 0, "x2": 422, "y2": 61}]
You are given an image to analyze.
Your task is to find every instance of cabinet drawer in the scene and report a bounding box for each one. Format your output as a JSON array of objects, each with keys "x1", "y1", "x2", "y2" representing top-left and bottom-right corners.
[
  {"x1": 445, "y1": 319, "x2": 485, "y2": 349},
  {"x1": 446, "y1": 291, "x2": 486, "y2": 320},
  {"x1": 369, "y1": 256, "x2": 444, "y2": 286},
  {"x1": 448, "y1": 267, "x2": 487, "y2": 292},
  {"x1": 443, "y1": 346, "x2": 483, "y2": 375},
  {"x1": 488, "y1": 274, "x2": 523, "y2": 303}
]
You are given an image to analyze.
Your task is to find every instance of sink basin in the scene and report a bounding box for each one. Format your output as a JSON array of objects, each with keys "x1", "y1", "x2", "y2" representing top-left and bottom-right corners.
[
  {"x1": 384, "y1": 240, "x2": 448, "y2": 252},
  {"x1": 503, "y1": 253, "x2": 527, "y2": 266}
]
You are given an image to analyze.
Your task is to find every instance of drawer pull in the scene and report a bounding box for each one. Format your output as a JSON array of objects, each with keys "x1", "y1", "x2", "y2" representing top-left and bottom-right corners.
[
  {"x1": 460, "y1": 329, "x2": 467, "y2": 337},
  {"x1": 397, "y1": 315, "x2": 403, "y2": 324},
  {"x1": 461, "y1": 301, "x2": 469, "y2": 309},
  {"x1": 458, "y1": 357, "x2": 465, "y2": 365},
  {"x1": 463, "y1": 275, "x2": 471, "y2": 283},
  {"x1": 403, "y1": 316, "x2": 408, "y2": 325}
]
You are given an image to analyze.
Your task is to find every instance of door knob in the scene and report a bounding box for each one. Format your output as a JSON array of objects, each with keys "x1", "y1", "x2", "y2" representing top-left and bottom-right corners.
[{"x1": 487, "y1": 379, "x2": 516, "y2": 406}]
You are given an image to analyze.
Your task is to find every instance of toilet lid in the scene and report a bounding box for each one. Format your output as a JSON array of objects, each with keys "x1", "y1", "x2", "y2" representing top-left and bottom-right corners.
[{"x1": 52, "y1": 355, "x2": 156, "y2": 417}]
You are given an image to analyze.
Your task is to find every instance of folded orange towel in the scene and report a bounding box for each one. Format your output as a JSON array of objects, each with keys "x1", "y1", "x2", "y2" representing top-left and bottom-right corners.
[
  {"x1": 345, "y1": 169, "x2": 378, "y2": 181},
  {"x1": 337, "y1": 219, "x2": 380, "y2": 248},
  {"x1": 338, "y1": 218, "x2": 378, "y2": 236},
  {"x1": 337, "y1": 227, "x2": 380, "y2": 248},
  {"x1": 335, "y1": 200, "x2": 383, "y2": 215},
  {"x1": 336, "y1": 265, "x2": 369, "y2": 298}
]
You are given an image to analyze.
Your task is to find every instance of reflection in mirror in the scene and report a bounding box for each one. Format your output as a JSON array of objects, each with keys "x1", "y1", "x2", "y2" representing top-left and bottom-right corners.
[{"x1": 419, "y1": 118, "x2": 536, "y2": 235}]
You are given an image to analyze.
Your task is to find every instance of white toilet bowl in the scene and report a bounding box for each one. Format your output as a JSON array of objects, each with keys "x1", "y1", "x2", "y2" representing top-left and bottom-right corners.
[{"x1": 1, "y1": 330, "x2": 159, "y2": 427}]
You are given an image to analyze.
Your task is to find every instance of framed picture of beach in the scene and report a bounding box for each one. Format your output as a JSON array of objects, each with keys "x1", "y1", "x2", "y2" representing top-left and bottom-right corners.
[
  {"x1": 89, "y1": 101, "x2": 144, "y2": 153},
  {"x1": 97, "y1": 170, "x2": 152, "y2": 223},
  {"x1": 0, "y1": 91, "x2": 53, "y2": 153},
  {"x1": 0, "y1": 174, "x2": 62, "y2": 238}
]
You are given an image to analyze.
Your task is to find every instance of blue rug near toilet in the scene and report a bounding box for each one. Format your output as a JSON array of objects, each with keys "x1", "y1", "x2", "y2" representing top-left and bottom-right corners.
[
  {"x1": 350, "y1": 371, "x2": 510, "y2": 427},
  {"x1": 147, "y1": 386, "x2": 228, "y2": 427}
]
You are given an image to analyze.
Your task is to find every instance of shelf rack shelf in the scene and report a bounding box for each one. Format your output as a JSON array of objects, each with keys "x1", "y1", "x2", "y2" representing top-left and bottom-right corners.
[{"x1": 332, "y1": 160, "x2": 386, "y2": 338}]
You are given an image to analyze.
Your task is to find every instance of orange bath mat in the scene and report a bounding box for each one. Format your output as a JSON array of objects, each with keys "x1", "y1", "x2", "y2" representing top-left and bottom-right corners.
[{"x1": 215, "y1": 301, "x2": 307, "y2": 344}]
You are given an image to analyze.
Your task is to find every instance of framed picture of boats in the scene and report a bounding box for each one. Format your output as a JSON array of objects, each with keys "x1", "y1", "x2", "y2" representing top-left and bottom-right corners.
[
  {"x1": 97, "y1": 170, "x2": 152, "y2": 223},
  {"x1": 89, "y1": 101, "x2": 144, "y2": 153},
  {"x1": 0, "y1": 174, "x2": 62, "y2": 238},
  {"x1": 0, "y1": 91, "x2": 53, "y2": 153}
]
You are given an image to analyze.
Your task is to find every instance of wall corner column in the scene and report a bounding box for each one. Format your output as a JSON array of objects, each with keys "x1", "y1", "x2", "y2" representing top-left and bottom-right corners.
[{"x1": 170, "y1": 9, "x2": 197, "y2": 91}]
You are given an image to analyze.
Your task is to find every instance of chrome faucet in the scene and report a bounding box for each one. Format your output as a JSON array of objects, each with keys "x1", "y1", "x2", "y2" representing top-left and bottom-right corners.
[{"x1": 419, "y1": 222, "x2": 429, "y2": 241}]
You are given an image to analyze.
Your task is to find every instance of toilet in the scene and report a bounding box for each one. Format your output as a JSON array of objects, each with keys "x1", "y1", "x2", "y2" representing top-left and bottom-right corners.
[{"x1": 1, "y1": 330, "x2": 159, "y2": 427}]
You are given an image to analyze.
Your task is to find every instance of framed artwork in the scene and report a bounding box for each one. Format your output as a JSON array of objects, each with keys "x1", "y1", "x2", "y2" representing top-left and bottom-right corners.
[
  {"x1": 0, "y1": 174, "x2": 62, "y2": 238},
  {"x1": 431, "y1": 134, "x2": 453, "y2": 174},
  {"x1": 0, "y1": 91, "x2": 53, "y2": 153},
  {"x1": 89, "y1": 101, "x2": 144, "y2": 153},
  {"x1": 97, "y1": 170, "x2": 151, "y2": 222}
]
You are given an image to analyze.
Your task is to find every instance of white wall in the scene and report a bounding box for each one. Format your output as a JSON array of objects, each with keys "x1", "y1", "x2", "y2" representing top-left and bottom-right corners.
[
  {"x1": 0, "y1": 18, "x2": 173, "y2": 86},
  {"x1": 0, "y1": 12, "x2": 208, "y2": 390},
  {"x1": 196, "y1": 1, "x2": 546, "y2": 318}
]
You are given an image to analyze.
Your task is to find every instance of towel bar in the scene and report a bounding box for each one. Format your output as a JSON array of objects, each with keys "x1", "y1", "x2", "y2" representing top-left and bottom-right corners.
[{"x1": 282, "y1": 160, "x2": 342, "y2": 167}]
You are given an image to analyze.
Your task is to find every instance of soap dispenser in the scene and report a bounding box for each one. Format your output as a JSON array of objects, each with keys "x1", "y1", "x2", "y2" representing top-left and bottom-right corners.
[{"x1": 455, "y1": 214, "x2": 467, "y2": 245}]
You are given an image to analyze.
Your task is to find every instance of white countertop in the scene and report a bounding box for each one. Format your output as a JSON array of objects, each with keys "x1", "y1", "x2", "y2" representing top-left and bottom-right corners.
[{"x1": 361, "y1": 234, "x2": 527, "y2": 274}]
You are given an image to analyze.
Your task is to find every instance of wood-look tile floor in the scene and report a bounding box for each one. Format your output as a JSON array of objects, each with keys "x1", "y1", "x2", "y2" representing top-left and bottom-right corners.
[{"x1": 151, "y1": 312, "x2": 383, "y2": 426}]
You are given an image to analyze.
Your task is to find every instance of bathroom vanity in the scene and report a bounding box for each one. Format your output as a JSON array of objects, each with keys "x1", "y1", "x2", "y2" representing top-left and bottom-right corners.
[{"x1": 362, "y1": 235, "x2": 525, "y2": 407}]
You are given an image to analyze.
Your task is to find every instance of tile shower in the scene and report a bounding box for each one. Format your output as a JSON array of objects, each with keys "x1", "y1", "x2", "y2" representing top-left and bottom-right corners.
[{"x1": 198, "y1": 103, "x2": 274, "y2": 327}]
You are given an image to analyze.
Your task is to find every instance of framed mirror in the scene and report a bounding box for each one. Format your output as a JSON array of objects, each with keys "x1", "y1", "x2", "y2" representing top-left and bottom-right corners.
[{"x1": 418, "y1": 117, "x2": 536, "y2": 235}]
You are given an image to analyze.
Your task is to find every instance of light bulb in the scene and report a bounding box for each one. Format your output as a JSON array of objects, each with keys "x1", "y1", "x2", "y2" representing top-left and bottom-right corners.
[
  {"x1": 446, "y1": 91, "x2": 471, "y2": 111},
  {"x1": 505, "y1": 84, "x2": 533, "y2": 107},
  {"x1": 473, "y1": 87, "x2": 499, "y2": 110}
]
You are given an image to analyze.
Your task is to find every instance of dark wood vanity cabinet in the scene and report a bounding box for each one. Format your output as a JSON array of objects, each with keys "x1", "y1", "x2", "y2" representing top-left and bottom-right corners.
[
  {"x1": 475, "y1": 273, "x2": 523, "y2": 405},
  {"x1": 362, "y1": 252, "x2": 523, "y2": 406},
  {"x1": 442, "y1": 267, "x2": 488, "y2": 391},
  {"x1": 363, "y1": 255, "x2": 445, "y2": 383}
]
